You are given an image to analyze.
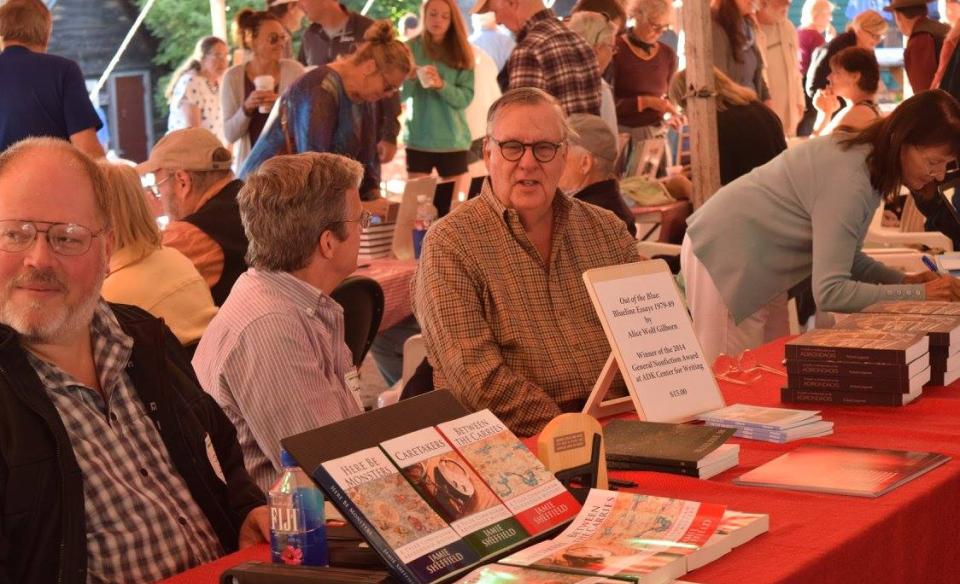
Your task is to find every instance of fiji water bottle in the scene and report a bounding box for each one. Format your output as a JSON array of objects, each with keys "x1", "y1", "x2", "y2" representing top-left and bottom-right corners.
[
  {"x1": 269, "y1": 449, "x2": 329, "y2": 566},
  {"x1": 412, "y1": 194, "x2": 438, "y2": 259}
]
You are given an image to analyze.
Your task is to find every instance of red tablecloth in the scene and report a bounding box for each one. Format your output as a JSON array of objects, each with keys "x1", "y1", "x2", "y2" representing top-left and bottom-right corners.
[
  {"x1": 161, "y1": 337, "x2": 960, "y2": 583},
  {"x1": 354, "y1": 258, "x2": 417, "y2": 332}
]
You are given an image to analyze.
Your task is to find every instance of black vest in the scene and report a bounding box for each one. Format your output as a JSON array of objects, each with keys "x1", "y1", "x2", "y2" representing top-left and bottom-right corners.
[{"x1": 182, "y1": 179, "x2": 248, "y2": 306}]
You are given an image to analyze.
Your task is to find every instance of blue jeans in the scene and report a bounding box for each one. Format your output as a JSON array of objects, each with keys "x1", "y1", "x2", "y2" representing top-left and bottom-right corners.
[{"x1": 369, "y1": 315, "x2": 421, "y2": 386}]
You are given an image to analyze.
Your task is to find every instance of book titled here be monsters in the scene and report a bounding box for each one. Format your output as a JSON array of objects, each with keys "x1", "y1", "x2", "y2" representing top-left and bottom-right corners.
[
  {"x1": 437, "y1": 410, "x2": 581, "y2": 536},
  {"x1": 317, "y1": 447, "x2": 478, "y2": 584},
  {"x1": 381, "y1": 427, "x2": 529, "y2": 557}
]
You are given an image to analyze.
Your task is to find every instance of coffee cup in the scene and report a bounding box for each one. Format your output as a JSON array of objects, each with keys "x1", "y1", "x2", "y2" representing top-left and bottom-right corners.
[
  {"x1": 416, "y1": 66, "x2": 435, "y2": 89},
  {"x1": 253, "y1": 75, "x2": 275, "y2": 113}
]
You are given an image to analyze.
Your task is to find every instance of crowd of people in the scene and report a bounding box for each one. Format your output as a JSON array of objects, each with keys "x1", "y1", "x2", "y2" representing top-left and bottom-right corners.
[{"x1": 6, "y1": 0, "x2": 960, "y2": 580}]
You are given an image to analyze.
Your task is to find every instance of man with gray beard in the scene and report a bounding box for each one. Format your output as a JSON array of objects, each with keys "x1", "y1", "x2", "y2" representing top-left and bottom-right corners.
[{"x1": 0, "y1": 138, "x2": 268, "y2": 583}]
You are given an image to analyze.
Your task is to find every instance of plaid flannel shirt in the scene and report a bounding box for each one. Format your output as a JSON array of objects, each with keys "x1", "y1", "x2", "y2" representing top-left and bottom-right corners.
[
  {"x1": 27, "y1": 302, "x2": 223, "y2": 582},
  {"x1": 412, "y1": 182, "x2": 638, "y2": 437},
  {"x1": 505, "y1": 9, "x2": 602, "y2": 116}
]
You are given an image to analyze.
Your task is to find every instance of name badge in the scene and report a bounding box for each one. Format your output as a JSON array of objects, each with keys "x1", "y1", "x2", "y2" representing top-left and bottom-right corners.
[{"x1": 345, "y1": 367, "x2": 363, "y2": 410}]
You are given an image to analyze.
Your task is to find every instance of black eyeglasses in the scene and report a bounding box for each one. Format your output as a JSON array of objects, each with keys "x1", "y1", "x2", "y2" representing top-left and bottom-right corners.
[
  {"x1": 488, "y1": 137, "x2": 565, "y2": 163},
  {"x1": 0, "y1": 220, "x2": 106, "y2": 256}
]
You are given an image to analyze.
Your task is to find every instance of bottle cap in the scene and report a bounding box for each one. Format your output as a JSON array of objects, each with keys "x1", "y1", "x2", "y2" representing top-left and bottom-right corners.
[{"x1": 279, "y1": 449, "x2": 298, "y2": 469}]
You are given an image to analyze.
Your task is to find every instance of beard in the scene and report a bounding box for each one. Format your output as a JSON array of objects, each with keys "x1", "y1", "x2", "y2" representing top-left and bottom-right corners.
[{"x1": 0, "y1": 261, "x2": 107, "y2": 344}]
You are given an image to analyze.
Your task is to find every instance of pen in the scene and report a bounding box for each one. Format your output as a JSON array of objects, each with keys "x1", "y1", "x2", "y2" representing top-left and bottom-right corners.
[{"x1": 922, "y1": 255, "x2": 940, "y2": 273}]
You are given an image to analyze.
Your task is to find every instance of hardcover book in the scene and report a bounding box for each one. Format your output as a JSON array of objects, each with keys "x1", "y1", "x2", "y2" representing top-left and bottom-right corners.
[
  {"x1": 780, "y1": 387, "x2": 922, "y2": 407},
  {"x1": 499, "y1": 490, "x2": 725, "y2": 584},
  {"x1": 437, "y1": 411, "x2": 581, "y2": 536},
  {"x1": 734, "y1": 445, "x2": 951, "y2": 497},
  {"x1": 786, "y1": 365, "x2": 930, "y2": 394},
  {"x1": 602, "y1": 420, "x2": 735, "y2": 469},
  {"x1": 317, "y1": 447, "x2": 479, "y2": 584},
  {"x1": 785, "y1": 329, "x2": 929, "y2": 365},
  {"x1": 785, "y1": 354, "x2": 929, "y2": 385},
  {"x1": 381, "y1": 428, "x2": 529, "y2": 557},
  {"x1": 834, "y1": 313, "x2": 960, "y2": 347},
  {"x1": 697, "y1": 404, "x2": 821, "y2": 431}
]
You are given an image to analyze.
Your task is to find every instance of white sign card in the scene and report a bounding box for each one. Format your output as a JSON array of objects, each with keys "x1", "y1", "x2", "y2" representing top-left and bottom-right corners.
[{"x1": 582, "y1": 260, "x2": 725, "y2": 422}]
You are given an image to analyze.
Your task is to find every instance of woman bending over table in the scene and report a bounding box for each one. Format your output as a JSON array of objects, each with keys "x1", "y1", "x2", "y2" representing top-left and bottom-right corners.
[
  {"x1": 811, "y1": 47, "x2": 881, "y2": 136},
  {"x1": 682, "y1": 90, "x2": 960, "y2": 362}
]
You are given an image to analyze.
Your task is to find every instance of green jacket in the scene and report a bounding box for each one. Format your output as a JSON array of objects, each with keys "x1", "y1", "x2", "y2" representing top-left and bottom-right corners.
[{"x1": 402, "y1": 37, "x2": 475, "y2": 152}]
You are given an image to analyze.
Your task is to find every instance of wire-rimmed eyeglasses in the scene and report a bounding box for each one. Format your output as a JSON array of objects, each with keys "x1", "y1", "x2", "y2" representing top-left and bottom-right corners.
[
  {"x1": 488, "y1": 137, "x2": 565, "y2": 163},
  {"x1": 0, "y1": 219, "x2": 106, "y2": 256}
]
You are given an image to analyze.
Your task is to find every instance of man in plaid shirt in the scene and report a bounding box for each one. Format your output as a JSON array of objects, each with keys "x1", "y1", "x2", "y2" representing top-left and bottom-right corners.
[
  {"x1": 0, "y1": 138, "x2": 268, "y2": 583},
  {"x1": 475, "y1": 0, "x2": 602, "y2": 116}
]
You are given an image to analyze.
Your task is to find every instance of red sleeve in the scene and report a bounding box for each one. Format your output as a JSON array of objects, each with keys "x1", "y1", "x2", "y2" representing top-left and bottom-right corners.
[{"x1": 905, "y1": 34, "x2": 938, "y2": 92}]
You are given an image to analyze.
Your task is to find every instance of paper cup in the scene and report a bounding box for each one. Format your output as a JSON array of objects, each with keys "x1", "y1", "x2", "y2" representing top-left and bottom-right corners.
[
  {"x1": 253, "y1": 75, "x2": 275, "y2": 113},
  {"x1": 416, "y1": 67, "x2": 434, "y2": 89}
]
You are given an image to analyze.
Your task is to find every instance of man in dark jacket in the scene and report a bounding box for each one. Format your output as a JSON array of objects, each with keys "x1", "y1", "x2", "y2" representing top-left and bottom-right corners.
[
  {"x1": 0, "y1": 137, "x2": 268, "y2": 583},
  {"x1": 888, "y1": 0, "x2": 951, "y2": 92}
]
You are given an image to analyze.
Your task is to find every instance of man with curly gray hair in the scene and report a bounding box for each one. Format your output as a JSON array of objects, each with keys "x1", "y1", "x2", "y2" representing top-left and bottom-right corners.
[{"x1": 193, "y1": 152, "x2": 367, "y2": 492}]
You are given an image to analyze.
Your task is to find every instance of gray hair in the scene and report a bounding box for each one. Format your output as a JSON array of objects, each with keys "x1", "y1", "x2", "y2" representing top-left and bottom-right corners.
[
  {"x1": 569, "y1": 144, "x2": 617, "y2": 178},
  {"x1": 485, "y1": 87, "x2": 574, "y2": 139},
  {"x1": 567, "y1": 11, "x2": 616, "y2": 48},
  {"x1": 239, "y1": 152, "x2": 364, "y2": 272},
  {"x1": 628, "y1": 0, "x2": 672, "y2": 24}
]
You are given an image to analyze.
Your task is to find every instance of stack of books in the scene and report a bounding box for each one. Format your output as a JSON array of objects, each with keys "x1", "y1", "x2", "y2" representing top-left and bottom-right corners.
[
  {"x1": 602, "y1": 419, "x2": 740, "y2": 479},
  {"x1": 360, "y1": 222, "x2": 396, "y2": 261},
  {"x1": 782, "y1": 328, "x2": 931, "y2": 406},
  {"x1": 697, "y1": 404, "x2": 833, "y2": 443},
  {"x1": 314, "y1": 408, "x2": 769, "y2": 584},
  {"x1": 858, "y1": 301, "x2": 960, "y2": 385}
]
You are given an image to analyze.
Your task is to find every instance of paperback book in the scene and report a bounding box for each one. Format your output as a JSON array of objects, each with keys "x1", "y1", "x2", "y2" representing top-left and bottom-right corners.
[
  {"x1": 606, "y1": 444, "x2": 741, "y2": 479},
  {"x1": 437, "y1": 410, "x2": 581, "y2": 536},
  {"x1": 785, "y1": 365, "x2": 930, "y2": 394},
  {"x1": 734, "y1": 445, "x2": 951, "y2": 497},
  {"x1": 703, "y1": 420, "x2": 834, "y2": 443},
  {"x1": 454, "y1": 564, "x2": 624, "y2": 584},
  {"x1": 317, "y1": 447, "x2": 479, "y2": 584},
  {"x1": 499, "y1": 489, "x2": 726, "y2": 584},
  {"x1": 785, "y1": 355, "x2": 929, "y2": 388},
  {"x1": 602, "y1": 420, "x2": 736, "y2": 470},
  {"x1": 380, "y1": 428, "x2": 529, "y2": 557},
  {"x1": 861, "y1": 300, "x2": 960, "y2": 317},
  {"x1": 684, "y1": 511, "x2": 770, "y2": 571},
  {"x1": 697, "y1": 404, "x2": 822, "y2": 431},
  {"x1": 785, "y1": 329, "x2": 929, "y2": 365}
]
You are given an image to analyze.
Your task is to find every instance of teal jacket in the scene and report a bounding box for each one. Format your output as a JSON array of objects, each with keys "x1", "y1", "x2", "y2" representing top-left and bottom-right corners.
[
  {"x1": 402, "y1": 37, "x2": 475, "y2": 152},
  {"x1": 687, "y1": 135, "x2": 925, "y2": 323}
]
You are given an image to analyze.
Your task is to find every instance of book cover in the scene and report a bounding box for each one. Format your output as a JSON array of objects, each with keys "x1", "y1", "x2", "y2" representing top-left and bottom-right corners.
[
  {"x1": 734, "y1": 445, "x2": 951, "y2": 497},
  {"x1": 500, "y1": 490, "x2": 725, "y2": 584},
  {"x1": 785, "y1": 329, "x2": 929, "y2": 365},
  {"x1": 705, "y1": 420, "x2": 834, "y2": 443},
  {"x1": 780, "y1": 386, "x2": 922, "y2": 407},
  {"x1": 437, "y1": 411, "x2": 580, "y2": 536},
  {"x1": 929, "y1": 365, "x2": 960, "y2": 386},
  {"x1": 786, "y1": 365, "x2": 930, "y2": 394},
  {"x1": 380, "y1": 428, "x2": 529, "y2": 557},
  {"x1": 454, "y1": 564, "x2": 624, "y2": 584},
  {"x1": 697, "y1": 404, "x2": 821, "y2": 430},
  {"x1": 602, "y1": 420, "x2": 735, "y2": 470},
  {"x1": 318, "y1": 447, "x2": 479, "y2": 584},
  {"x1": 684, "y1": 511, "x2": 769, "y2": 571},
  {"x1": 862, "y1": 300, "x2": 960, "y2": 316},
  {"x1": 834, "y1": 313, "x2": 960, "y2": 347},
  {"x1": 785, "y1": 354, "x2": 928, "y2": 383}
]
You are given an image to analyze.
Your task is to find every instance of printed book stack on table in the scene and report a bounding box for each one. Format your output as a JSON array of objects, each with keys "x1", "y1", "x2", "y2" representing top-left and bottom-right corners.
[
  {"x1": 858, "y1": 301, "x2": 960, "y2": 385},
  {"x1": 696, "y1": 404, "x2": 833, "y2": 443},
  {"x1": 602, "y1": 420, "x2": 739, "y2": 479},
  {"x1": 313, "y1": 409, "x2": 768, "y2": 584},
  {"x1": 782, "y1": 328, "x2": 930, "y2": 406}
]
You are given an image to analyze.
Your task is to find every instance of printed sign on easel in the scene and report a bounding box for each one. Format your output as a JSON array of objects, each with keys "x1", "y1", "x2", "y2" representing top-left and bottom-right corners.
[{"x1": 582, "y1": 259, "x2": 725, "y2": 421}]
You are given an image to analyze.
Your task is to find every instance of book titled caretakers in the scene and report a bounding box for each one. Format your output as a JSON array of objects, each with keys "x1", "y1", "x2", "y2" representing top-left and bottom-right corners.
[
  {"x1": 785, "y1": 329, "x2": 928, "y2": 365},
  {"x1": 437, "y1": 410, "x2": 581, "y2": 535},
  {"x1": 381, "y1": 427, "x2": 529, "y2": 557},
  {"x1": 317, "y1": 447, "x2": 478, "y2": 584}
]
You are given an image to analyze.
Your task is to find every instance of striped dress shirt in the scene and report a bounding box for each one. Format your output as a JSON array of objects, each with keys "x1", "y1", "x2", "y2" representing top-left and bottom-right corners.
[
  {"x1": 28, "y1": 302, "x2": 223, "y2": 582},
  {"x1": 412, "y1": 182, "x2": 639, "y2": 437},
  {"x1": 193, "y1": 270, "x2": 362, "y2": 492}
]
